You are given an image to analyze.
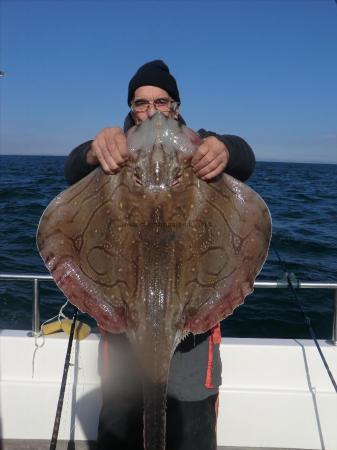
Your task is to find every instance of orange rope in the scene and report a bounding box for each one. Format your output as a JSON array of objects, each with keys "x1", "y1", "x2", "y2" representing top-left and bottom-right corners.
[{"x1": 205, "y1": 323, "x2": 221, "y2": 389}]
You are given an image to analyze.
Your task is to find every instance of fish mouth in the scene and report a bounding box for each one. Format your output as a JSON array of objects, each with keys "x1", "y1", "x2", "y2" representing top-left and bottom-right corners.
[
  {"x1": 171, "y1": 174, "x2": 182, "y2": 187},
  {"x1": 133, "y1": 174, "x2": 143, "y2": 186},
  {"x1": 132, "y1": 173, "x2": 182, "y2": 189}
]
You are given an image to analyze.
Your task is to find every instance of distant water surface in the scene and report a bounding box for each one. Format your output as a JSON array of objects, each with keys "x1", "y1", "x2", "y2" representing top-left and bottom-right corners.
[{"x1": 0, "y1": 155, "x2": 336, "y2": 339}]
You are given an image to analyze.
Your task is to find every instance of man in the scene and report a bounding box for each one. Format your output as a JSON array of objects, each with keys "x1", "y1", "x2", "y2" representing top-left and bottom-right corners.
[{"x1": 64, "y1": 60, "x2": 255, "y2": 450}]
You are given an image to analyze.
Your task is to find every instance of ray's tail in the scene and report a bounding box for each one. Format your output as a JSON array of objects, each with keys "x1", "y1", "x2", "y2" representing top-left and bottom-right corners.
[{"x1": 143, "y1": 380, "x2": 168, "y2": 450}]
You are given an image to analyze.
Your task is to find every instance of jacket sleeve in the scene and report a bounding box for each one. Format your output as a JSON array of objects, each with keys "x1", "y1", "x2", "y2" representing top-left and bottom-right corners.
[
  {"x1": 198, "y1": 129, "x2": 255, "y2": 182},
  {"x1": 64, "y1": 140, "x2": 97, "y2": 185}
]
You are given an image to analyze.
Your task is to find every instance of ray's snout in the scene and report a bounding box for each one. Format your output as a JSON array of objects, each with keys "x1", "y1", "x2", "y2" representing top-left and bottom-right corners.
[{"x1": 127, "y1": 113, "x2": 197, "y2": 192}]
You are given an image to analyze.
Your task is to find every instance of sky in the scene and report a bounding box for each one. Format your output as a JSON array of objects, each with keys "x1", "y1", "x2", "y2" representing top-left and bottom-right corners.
[{"x1": 0, "y1": 0, "x2": 337, "y2": 163}]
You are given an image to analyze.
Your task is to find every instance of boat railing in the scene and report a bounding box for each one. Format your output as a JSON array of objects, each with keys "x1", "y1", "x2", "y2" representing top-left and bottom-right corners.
[{"x1": 1, "y1": 273, "x2": 337, "y2": 345}]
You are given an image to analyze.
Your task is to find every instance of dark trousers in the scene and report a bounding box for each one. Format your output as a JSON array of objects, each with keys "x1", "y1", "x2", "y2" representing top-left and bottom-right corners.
[{"x1": 97, "y1": 392, "x2": 218, "y2": 450}]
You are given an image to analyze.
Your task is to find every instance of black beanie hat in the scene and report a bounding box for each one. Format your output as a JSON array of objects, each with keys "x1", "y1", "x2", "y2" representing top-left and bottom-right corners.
[{"x1": 127, "y1": 60, "x2": 180, "y2": 106}]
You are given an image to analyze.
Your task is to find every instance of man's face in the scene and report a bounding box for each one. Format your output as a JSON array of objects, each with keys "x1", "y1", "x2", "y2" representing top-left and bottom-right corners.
[{"x1": 131, "y1": 86, "x2": 179, "y2": 124}]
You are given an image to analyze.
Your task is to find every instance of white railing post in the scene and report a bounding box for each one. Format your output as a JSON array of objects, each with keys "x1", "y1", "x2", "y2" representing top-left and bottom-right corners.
[
  {"x1": 32, "y1": 278, "x2": 40, "y2": 335},
  {"x1": 332, "y1": 289, "x2": 337, "y2": 346}
]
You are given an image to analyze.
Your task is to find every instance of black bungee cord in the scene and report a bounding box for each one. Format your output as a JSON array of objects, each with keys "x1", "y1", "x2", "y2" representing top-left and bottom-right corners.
[
  {"x1": 271, "y1": 243, "x2": 337, "y2": 393},
  {"x1": 49, "y1": 306, "x2": 79, "y2": 450}
]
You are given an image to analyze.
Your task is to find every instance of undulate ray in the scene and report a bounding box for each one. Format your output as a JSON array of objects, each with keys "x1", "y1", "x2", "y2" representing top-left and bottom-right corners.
[{"x1": 37, "y1": 112, "x2": 272, "y2": 450}]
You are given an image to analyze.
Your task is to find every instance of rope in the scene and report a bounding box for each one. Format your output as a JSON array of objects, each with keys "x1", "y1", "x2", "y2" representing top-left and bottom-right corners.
[
  {"x1": 31, "y1": 300, "x2": 70, "y2": 379},
  {"x1": 32, "y1": 333, "x2": 45, "y2": 379},
  {"x1": 271, "y1": 243, "x2": 337, "y2": 393},
  {"x1": 40, "y1": 299, "x2": 70, "y2": 333},
  {"x1": 49, "y1": 306, "x2": 78, "y2": 450}
]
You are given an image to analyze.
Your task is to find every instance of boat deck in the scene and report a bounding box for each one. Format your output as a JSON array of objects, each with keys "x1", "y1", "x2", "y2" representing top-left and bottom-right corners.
[
  {"x1": 1, "y1": 441, "x2": 312, "y2": 450},
  {"x1": 1, "y1": 331, "x2": 336, "y2": 450}
]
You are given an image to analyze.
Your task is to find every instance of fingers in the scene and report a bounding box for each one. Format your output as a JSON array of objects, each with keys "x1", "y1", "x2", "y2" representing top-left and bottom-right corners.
[
  {"x1": 191, "y1": 137, "x2": 229, "y2": 180},
  {"x1": 92, "y1": 128, "x2": 129, "y2": 174},
  {"x1": 114, "y1": 132, "x2": 129, "y2": 161},
  {"x1": 195, "y1": 154, "x2": 227, "y2": 179},
  {"x1": 192, "y1": 150, "x2": 214, "y2": 172},
  {"x1": 191, "y1": 141, "x2": 209, "y2": 167},
  {"x1": 92, "y1": 141, "x2": 119, "y2": 173},
  {"x1": 198, "y1": 158, "x2": 228, "y2": 180}
]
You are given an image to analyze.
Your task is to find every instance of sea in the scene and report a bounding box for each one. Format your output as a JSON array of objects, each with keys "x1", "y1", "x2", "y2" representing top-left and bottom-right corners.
[{"x1": 0, "y1": 155, "x2": 336, "y2": 340}]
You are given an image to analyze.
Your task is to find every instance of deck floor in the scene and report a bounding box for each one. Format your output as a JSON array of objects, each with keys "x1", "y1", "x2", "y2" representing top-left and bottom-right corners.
[{"x1": 0, "y1": 440, "x2": 314, "y2": 450}]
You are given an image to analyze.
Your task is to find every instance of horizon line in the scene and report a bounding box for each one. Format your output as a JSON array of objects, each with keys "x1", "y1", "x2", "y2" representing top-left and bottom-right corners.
[{"x1": 1, "y1": 153, "x2": 337, "y2": 166}]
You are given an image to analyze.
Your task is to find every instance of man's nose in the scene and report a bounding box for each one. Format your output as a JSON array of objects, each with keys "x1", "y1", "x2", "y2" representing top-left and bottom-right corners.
[{"x1": 147, "y1": 104, "x2": 156, "y2": 117}]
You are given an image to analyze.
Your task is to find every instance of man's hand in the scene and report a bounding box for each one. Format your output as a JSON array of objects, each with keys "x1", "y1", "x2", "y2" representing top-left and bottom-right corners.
[
  {"x1": 86, "y1": 127, "x2": 129, "y2": 174},
  {"x1": 191, "y1": 136, "x2": 229, "y2": 180}
]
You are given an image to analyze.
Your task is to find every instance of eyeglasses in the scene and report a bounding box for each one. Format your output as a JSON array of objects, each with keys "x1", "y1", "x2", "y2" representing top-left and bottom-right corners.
[{"x1": 131, "y1": 97, "x2": 179, "y2": 113}]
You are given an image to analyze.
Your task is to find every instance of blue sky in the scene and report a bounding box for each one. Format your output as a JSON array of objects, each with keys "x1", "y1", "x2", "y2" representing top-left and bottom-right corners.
[{"x1": 1, "y1": 0, "x2": 336, "y2": 163}]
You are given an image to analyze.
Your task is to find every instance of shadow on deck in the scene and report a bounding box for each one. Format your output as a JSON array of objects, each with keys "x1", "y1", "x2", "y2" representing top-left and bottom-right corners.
[{"x1": 0, "y1": 440, "x2": 313, "y2": 450}]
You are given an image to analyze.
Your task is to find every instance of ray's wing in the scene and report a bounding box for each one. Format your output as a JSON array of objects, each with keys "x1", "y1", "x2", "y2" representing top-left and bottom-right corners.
[
  {"x1": 37, "y1": 168, "x2": 137, "y2": 332},
  {"x1": 178, "y1": 172, "x2": 272, "y2": 334}
]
